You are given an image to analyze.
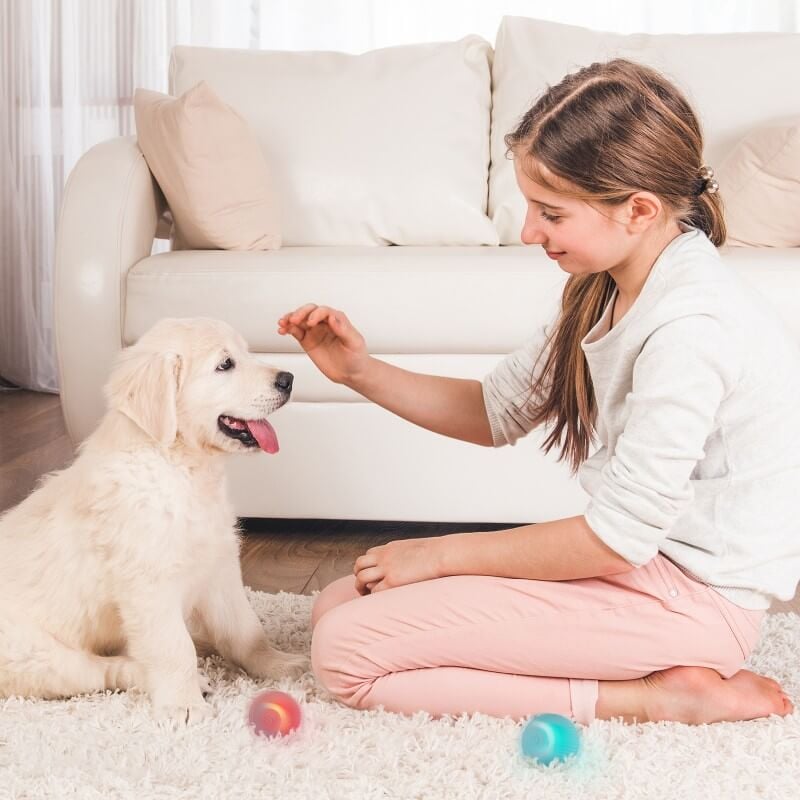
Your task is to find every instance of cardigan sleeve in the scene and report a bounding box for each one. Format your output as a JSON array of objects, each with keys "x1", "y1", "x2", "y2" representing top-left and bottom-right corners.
[{"x1": 481, "y1": 324, "x2": 553, "y2": 447}]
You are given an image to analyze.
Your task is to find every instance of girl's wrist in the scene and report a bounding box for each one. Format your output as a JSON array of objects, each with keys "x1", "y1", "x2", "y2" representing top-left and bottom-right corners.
[
  {"x1": 437, "y1": 531, "x2": 483, "y2": 577},
  {"x1": 346, "y1": 355, "x2": 380, "y2": 393}
]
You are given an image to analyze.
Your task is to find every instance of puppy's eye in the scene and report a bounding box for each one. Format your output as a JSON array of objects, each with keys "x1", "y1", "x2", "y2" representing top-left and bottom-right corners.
[{"x1": 216, "y1": 357, "x2": 235, "y2": 372}]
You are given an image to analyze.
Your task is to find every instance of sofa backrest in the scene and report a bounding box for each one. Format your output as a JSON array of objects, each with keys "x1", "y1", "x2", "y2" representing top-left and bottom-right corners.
[
  {"x1": 168, "y1": 18, "x2": 800, "y2": 249},
  {"x1": 169, "y1": 37, "x2": 498, "y2": 247},
  {"x1": 489, "y1": 16, "x2": 800, "y2": 244}
]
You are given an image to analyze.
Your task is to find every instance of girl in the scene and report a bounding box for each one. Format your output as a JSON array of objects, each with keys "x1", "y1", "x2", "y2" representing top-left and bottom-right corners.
[{"x1": 277, "y1": 59, "x2": 798, "y2": 726}]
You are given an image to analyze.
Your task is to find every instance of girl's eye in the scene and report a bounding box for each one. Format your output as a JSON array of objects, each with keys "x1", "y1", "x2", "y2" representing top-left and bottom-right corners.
[
  {"x1": 540, "y1": 210, "x2": 561, "y2": 223},
  {"x1": 216, "y1": 357, "x2": 235, "y2": 372}
]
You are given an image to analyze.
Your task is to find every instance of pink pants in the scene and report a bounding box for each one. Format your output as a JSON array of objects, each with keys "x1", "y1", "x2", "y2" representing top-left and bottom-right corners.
[{"x1": 310, "y1": 553, "x2": 765, "y2": 725}]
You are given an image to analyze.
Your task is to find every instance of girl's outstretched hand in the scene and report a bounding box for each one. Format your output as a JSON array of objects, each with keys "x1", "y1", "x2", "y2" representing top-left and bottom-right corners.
[
  {"x1": 277, "y1": 304, "x2": 369, "y2": 386},
  {"x1": 353, "y1": 537, "x2": 447, "y2": 595}
]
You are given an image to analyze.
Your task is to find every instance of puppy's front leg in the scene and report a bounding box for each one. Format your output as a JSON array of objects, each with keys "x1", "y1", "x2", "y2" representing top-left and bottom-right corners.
[
  {"x1": 198, "y1": 558, "x2": 309, "y2": 682},
  {"x1": 119, "y1": 588, "x2": 210, "y2": 724}
]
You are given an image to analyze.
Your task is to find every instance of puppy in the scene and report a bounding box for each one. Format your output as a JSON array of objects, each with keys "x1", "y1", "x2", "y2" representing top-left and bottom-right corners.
[{"x1": 0, "y1": 317, "x2": 307, "y2": 723}]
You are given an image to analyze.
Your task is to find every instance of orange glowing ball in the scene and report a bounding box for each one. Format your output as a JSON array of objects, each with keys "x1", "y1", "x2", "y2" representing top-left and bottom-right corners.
[{"x1": 248, "y1": 690, "x2": 302, "y2": 738}]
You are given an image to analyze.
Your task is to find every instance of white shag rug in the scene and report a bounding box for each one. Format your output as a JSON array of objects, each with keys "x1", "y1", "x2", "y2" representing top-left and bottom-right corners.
[{"x1": 1, "y1": 590, "x2": 798, "y2": 800}]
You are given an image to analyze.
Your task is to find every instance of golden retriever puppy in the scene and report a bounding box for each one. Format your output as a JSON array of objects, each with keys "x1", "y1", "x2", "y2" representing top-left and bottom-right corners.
[{"x1": 0, "y1": 317, "x2": 307, "y2": 723}]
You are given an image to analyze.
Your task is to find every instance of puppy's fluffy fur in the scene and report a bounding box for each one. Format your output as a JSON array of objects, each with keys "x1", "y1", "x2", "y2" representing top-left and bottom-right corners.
[{"x1": 0, "y1": 318, "x2": 307, "y2": 722}]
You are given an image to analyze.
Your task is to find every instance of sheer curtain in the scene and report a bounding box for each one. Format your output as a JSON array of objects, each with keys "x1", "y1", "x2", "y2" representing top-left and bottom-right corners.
[{"x1": 2, "y1": 0, "x2": 799, "y2": 392}]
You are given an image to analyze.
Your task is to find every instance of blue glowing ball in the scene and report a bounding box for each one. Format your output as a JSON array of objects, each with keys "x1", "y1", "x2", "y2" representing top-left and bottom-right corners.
[{"x1": 520, "y1": 713, "x2": 581, "y2": 765}]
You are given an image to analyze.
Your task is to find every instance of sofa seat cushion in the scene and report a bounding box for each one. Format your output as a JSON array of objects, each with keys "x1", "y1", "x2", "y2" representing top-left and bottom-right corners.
[
  {"x1": 125, "y1": 245, "x2": 800, "y2": 401},
  {"x1": 124, "y1": 246, "x2": 568, "y2": 354}
]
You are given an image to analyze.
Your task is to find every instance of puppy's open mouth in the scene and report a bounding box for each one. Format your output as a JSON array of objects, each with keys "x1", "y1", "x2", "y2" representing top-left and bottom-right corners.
[{"x1": 218, "y1": 415, "x2": 279, "y2": 454}]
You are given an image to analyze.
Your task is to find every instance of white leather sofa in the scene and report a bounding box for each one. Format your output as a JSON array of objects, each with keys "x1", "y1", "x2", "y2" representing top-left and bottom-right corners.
[{"x1": 55, "y1": 17, "x2": 800, "y2": 523}]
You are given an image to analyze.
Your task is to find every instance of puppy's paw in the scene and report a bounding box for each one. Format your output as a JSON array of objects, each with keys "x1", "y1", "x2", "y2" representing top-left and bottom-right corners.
[
  {"x1": 252, "y1": 650, "x2": 310, "y2": 682},
  {"x1": 151, "y1": 682, "x2": 213, "y2": 725},
  {"x1": 153, "y1": 697, "x2": 213, "y2": 726}
]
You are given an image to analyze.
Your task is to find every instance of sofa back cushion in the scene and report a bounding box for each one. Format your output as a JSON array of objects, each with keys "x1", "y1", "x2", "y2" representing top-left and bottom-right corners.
[
  {"x1": 170, "y1": 38, "x2": 497, "y2": 247},
  {"x1": 489, "y1": 17, "x2": 800, "y2": 245}
]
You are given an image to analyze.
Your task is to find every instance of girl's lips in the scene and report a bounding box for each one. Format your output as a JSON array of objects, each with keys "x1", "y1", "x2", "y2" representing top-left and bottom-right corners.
[{"x1": 546, "y1": 250, "x2": 566, "y2": 259}]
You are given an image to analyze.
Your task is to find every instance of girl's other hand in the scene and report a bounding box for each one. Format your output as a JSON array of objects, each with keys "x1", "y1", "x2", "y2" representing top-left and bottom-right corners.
[{"x1": 353, "y1": 536, "x2": 447, "y2": 595}]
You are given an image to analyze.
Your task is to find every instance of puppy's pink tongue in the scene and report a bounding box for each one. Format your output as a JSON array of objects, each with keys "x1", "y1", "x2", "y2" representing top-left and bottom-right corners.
[{"x1": 245, "y1": 419, "x2": 279, "y2": 454}]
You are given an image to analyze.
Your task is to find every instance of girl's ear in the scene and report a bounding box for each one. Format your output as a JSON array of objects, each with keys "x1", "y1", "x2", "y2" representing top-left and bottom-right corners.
[
  {"x1": 105, "y1": 345, "x2": 182, "y2": 446},
  {"x1": 626, "y1": 191, "x2": 663, "y2": 233}
]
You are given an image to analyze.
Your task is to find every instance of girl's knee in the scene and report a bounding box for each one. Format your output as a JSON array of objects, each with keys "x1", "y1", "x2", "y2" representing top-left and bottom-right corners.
[
  {"x1": 310, "y1": 605, "x2": 364, "y2": 708},
  {"x1": 310, "y1": 574, "x2": 360, "y2": 630}
]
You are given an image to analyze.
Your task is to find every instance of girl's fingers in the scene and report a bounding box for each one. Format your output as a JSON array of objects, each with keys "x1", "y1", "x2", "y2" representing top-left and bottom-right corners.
[
  {"x1": 281, "y1": 323, "x2": 305, "y2": 341},
  {"x1": 292, "y1": 303, "x2": 318, "y2": 319},
  {"x1": 308, "y1": 306, "x2": 340, "y2": 327},
  {"x1": 355, "y1": 565, "x2": 382, "y2": 586},
  {"x1": 281, "y1": 304, "x2": 318, "y2": 328},
  {"x1": 354, "y1": 552, "x2": 378, "y2": 572},
  {"x1": 282, "y1": 304, "x2": 348, "y2": 333},
  {"x1": 305, "y1": 307, "x2": 326, "y2": 326}
]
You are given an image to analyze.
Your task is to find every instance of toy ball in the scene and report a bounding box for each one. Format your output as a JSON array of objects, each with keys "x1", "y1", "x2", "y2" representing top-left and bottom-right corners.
[
  {"x1": 520, "y1": 713, "x2": 580, "y2": 765},
  {"x1": 248, "y1": 690, "x2": 302, "y2": 738}
]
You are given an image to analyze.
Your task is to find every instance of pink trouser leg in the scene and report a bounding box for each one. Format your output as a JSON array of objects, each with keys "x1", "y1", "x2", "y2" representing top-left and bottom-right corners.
[{"x1": 310, "y1": 555, "x2": 764, "y2": 725}]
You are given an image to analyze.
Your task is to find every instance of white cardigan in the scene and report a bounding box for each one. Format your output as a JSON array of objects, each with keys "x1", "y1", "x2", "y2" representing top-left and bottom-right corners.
[{"x1": 483, "y1": 228, "x2": 800, "y2": 610}]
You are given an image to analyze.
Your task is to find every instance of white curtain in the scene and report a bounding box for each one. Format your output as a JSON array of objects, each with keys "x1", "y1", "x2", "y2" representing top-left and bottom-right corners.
[{"x1": 2, "y1": 0, "x2": 799, "y2": 392}]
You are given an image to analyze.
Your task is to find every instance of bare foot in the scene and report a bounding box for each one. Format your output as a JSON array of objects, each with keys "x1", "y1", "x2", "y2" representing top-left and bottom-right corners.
[{"x1": 598, "y1": 666, "x2": 794, "y2": 724}]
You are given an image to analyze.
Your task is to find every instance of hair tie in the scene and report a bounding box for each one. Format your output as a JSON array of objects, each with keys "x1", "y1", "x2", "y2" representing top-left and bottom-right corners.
[{"x1": 693, "y1": 165, "x2": 719, "y2": 197}]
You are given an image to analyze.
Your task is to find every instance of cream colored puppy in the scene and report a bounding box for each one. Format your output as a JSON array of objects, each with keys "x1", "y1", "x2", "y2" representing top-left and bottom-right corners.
[{"x1": 0, "y1": 317, "x2": 307, "y2": 723}]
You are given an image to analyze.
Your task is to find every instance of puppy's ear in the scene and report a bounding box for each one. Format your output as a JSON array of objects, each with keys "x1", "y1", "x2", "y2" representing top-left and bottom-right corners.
[{"x1": 105, "y1": 346, "x2": 182, "y2": 446}]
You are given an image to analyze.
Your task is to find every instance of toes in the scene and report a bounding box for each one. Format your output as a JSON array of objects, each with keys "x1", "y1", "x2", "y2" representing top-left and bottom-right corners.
[
  {"x1": 197, "y1": 674, "x2": 213, "y2": 697},
  {"x1": 154, "y1": 701, "x2": 212, "y2": 725}
]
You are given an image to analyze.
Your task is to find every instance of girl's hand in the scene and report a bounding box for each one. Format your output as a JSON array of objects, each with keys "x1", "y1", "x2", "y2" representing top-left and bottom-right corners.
[
  {"x1": 353, "y1": 537, "x2": 447, "y2": 595},
  {"x1": 277, "y1": 304, "x2": 369, "y2": 386}
]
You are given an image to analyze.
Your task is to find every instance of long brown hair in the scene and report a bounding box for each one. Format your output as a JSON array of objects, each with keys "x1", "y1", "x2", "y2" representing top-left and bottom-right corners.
[{"x1": 505, "y1": 58, "x2": 726, "y2": 474}]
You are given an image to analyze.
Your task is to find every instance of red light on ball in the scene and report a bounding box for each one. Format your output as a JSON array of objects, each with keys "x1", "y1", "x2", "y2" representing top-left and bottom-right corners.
[{"x1": 248, "y1": 690, "x2": 302, "y2": 738}]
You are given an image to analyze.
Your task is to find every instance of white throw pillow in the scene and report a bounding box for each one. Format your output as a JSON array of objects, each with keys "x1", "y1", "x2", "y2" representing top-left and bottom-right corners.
[
  {"x1": 170, "y1": 38, "x2": 497, "y2": 246},
  {"x1": 489, "y1": 17, "x2": 800, "y2": 245}
]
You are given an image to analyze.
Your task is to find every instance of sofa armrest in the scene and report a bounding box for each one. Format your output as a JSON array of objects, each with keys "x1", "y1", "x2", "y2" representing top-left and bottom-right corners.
[{"x1": 55, "y1": 135, "x2": 165, "y2": 444}]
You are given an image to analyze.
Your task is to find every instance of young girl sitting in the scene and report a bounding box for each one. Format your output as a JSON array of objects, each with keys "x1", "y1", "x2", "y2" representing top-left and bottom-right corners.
[{"x1": 277, "y1": 58, "x2": 798, "y2": 726}]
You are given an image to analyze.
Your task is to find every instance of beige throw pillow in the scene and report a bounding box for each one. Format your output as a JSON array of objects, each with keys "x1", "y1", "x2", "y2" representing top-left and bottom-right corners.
[
  {"x1": 716, "y1": 121, "x2": 800, "y2": 247},
  {"x1": 134, "y1": 81, "x2": 280, "y2": 250}
]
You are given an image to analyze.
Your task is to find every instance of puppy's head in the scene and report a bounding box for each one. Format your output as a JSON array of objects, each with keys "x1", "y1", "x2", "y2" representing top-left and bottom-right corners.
[{"x1": 105, "y1": 317, "x2": 291, "y2": 454}]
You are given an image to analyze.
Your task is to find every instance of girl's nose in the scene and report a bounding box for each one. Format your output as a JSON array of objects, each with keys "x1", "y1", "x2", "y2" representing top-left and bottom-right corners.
[{"x1": 521, "y1": 220, "x2": 547, "y2": 246}]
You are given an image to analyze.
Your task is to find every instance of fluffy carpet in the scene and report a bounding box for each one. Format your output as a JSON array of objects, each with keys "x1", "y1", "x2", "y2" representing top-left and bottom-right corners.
[{"x1": 1, "y1": 590, "x2": 798, "y2": 800}]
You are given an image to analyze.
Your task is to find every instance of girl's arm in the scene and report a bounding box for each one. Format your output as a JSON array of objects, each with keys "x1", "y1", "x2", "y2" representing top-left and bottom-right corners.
[
  {"x1": 279, "y1": 304, "x2": 494, "y2": 446},
  {"x1": 354, "y1": 515, "x2": 634, "y2": 594},
  {"x1": 350, "y1": 356, "x2": 494, "y2": 447},
  {"x1": 439, "y1": 516, "x2": 635, "y2": 580}
]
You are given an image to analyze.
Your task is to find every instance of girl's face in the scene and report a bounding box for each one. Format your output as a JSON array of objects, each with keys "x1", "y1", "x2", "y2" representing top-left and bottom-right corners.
[{"x1": 514, "y1": 158, "x2": 637, "y2": 277}]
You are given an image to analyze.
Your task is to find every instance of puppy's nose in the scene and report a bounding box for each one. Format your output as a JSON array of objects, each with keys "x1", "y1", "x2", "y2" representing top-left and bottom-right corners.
[{"x1": 275, "y1": 371, "x2": 293, "y2": 393}]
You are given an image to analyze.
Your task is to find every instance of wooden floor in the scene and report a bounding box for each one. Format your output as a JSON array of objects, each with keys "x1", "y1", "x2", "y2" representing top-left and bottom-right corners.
[{"x1": 1, "y1": 389, "x2": 796, "y2": 613}]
